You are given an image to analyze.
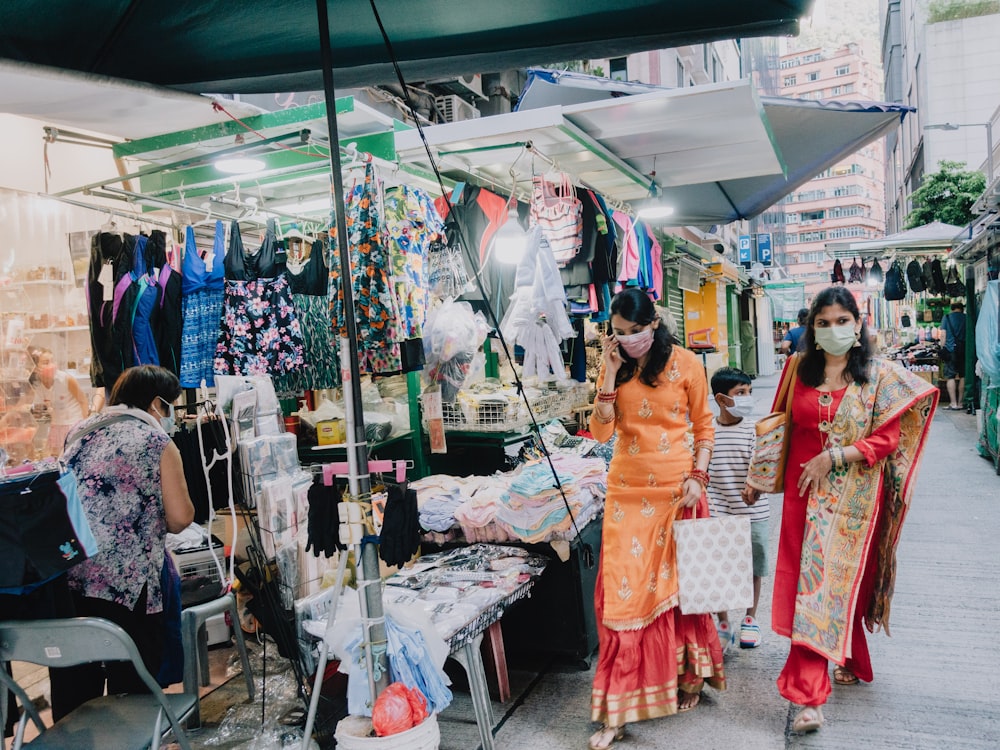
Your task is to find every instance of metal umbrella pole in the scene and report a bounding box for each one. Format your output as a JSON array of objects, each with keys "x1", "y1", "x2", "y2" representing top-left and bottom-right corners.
[{"x1": 315, "y1": 0, "x2": 389, "y2": 709}]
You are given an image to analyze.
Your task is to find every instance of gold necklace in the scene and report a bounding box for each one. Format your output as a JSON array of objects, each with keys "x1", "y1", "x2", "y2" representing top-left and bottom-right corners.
[{"x1": 817, "y1": 391, "x2": 834, "y2": 448}]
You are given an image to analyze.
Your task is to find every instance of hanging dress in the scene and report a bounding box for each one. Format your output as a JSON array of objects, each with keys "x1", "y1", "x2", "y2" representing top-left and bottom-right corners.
[
  {"x1": 214, "y1": 219, "x2": 305, "y2": 377},
  {"x1": 147, "y1": 230, "x2": 183, "y2": 376},
  {"x1": 274, "y1": 238, "x2": 340, "y2": 392},
  {"x1": 179, "y1": 222, "x2": 226, "y2": 388},
  {"x1": 128, "y1": 234, "x2": 160, "y2": 366},
  {"x1": 329, "y1": 163, "x2": 405, "y2": 375}
]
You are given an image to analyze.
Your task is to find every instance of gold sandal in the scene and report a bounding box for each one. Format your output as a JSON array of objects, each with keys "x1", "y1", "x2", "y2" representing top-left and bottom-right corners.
[
  {"x1": 588, "y1": 724, "x2": 626, "y2": 750},
  {"x1": 792, "y1": 705, "x2": 824, "y2": 733},
  {"x1": 833, "y1": 666, "x2": 859, "y2": 685}
]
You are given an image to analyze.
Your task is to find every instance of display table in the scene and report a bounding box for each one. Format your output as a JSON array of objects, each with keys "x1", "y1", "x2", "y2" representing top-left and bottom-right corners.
[
  {"x1": 421, "y1": 516, "x2": 603, "y2": 667},
  {"x1": 440, "y1": 579, "x2": 535, "y2": 750}
]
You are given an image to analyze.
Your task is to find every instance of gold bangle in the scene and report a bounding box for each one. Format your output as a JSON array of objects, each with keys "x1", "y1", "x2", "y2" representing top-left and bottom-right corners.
[{"x1": 594, "y1": 410, "x2": 616, "y2": 424}]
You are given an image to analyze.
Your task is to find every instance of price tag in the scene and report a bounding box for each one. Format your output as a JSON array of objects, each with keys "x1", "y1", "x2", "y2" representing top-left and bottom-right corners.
[{"x1": 98, "y1": 263, "x2": 114, "y2": 301}]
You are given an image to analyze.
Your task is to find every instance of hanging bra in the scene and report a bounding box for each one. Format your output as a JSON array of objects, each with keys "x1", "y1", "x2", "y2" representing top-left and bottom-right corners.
[{"x1": 182, "y1": 221, "x2": 226, "y2": 295}]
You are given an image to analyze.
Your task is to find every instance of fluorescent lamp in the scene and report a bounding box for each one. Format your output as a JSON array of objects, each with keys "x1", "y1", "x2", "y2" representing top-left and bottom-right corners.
[
  {"x1": 269, "y1": 197, "x2": 332, "y2": 215},
  {"x1": 492, "y1": 206, "x2": 528, "y2": 264},
  {"x1": 636, "y1": 203, "x2": 675, "y2": 220},
  {"x1": 214, "y1": 157, "x2": 266, "y2": 175}
]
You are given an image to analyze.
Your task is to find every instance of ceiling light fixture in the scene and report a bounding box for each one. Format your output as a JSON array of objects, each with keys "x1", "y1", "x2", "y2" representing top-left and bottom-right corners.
[
  {"x1": 492, "y1": 204, "x2": 528, "y2": 264},
  {"x1": 214, "y1": 157, "x2": 266, "y2": 175},
  {"x1": 636, "y1": 203, "x2": 676, "y2": 220}
]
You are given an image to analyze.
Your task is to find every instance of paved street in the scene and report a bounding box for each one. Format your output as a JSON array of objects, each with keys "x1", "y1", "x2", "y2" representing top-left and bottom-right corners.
[{"x1": 449, "y1": 370, "x2": 1000, "y2": 750}]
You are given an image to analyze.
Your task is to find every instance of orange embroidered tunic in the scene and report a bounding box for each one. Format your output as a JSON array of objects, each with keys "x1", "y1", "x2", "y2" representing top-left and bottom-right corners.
[{"x1": 589, "y1": 346, "x2": 714, "y2": 631}]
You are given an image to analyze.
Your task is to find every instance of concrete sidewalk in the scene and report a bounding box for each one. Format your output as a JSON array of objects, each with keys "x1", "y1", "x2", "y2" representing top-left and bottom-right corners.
[{"x1": 473, "y1": 371, "x2": 1000, "y2": 750}]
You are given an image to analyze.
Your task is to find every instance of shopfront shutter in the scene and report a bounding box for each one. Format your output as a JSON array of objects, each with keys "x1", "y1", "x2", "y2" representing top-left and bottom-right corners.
[{"x1": 662, "y1": 266, "x2": 686, "y2": 343}]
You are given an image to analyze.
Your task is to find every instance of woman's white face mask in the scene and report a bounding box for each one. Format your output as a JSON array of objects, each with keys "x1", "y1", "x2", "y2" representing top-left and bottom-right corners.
[
  {"x1": 156, "y1": 397, "x2": 176, "y2": 435},
  {"x1": 814, "y1": 324, "x2": 858, "y2": 355}
]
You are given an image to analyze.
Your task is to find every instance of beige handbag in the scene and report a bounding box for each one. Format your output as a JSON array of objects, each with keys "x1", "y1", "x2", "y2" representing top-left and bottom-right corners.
[{"x1": 746, "y1": 354, "x2": 800, "y2": 493}]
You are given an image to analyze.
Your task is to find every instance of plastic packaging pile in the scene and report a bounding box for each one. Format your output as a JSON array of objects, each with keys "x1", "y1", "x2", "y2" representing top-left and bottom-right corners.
[
  {"x1": 382, "y1": 544, "x2": 548, "y2": 641},
  {"x1": 422, "y1": 299, "x2": 489, "y2": 401}
]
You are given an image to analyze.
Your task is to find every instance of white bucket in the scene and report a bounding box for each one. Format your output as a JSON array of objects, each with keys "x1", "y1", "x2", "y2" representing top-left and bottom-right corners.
[{"x1": 334, "y1": 714, "x2": 440, "y2": 750}]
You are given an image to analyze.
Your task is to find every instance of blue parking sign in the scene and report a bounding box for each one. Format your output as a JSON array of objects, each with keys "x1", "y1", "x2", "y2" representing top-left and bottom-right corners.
[
  {"x1": 757, "y1": 233, "x2": 773, "y2": 266},
  {"x1": 738, "y1": 235, "x2": 752, "y2": 266}
]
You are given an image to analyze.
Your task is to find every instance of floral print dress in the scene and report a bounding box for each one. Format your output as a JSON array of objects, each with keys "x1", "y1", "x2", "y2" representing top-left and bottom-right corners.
[
  {"x1": 273, "y1": 237, "x2": 341, "y2": 393},
  {"x1": 214, "y1": 219, "x2": 305, "y2": 376},
  {"x1": 329, "y1": 164, "x2": 405, "y2": 374}
]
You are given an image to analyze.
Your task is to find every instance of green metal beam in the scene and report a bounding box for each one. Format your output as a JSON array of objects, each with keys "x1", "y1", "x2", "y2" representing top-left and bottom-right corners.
[
  {"x1": 137, "y1": 131, "x2": 398, "y2": 201},
  {"x1": 113, "y1": 97, "x2": 356, "y2": 159},
  {"x1": 557, "y1": 120, "x2": 652, "y2": 191}
]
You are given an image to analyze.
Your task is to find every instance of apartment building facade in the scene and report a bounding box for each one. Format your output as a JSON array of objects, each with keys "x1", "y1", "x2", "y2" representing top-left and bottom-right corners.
[
  {"x1": 761, "y1": 44, "x2": 886, "y2": 295},
  {"x1": 881, "y1": 0, "x2": 1000, "y2": 233}
]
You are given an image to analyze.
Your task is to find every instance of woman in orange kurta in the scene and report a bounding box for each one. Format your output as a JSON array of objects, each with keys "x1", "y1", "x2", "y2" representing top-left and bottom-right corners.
[
  {"x1": 770, "y1": 286, "x2": 937, "y2": 733},
  {"x1": 587, "y1": 289, "x2": 724, "y2": 750}
]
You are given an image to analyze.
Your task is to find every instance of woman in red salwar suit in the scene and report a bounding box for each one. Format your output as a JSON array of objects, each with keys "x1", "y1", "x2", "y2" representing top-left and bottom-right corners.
[{"x1": 771, "y1": 286, "x2": 937, "y2": 732}]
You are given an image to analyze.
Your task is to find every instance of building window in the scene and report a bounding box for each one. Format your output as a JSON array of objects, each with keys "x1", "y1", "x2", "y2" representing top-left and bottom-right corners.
[
  {"x1": 802, "y1": 53, "x2": 822, "y2": 63},
  {"x1": 780, "y1": 57, "x2": 800, "y2": 69},
  {"x1": 806, "y1": 71, "x2": 819, "y2": 82},
  {"x1": 835, "y1": 65, "x2": 850, "y2": 75},
  {"x1": 610, "y1": 57, "x2": 628, "y2": 81},
  {"x1": 800, "y1": 210, "x2": 825, "y2": 222},
  {"x1": 844, "y1": 83, "x2": 854, "y2": 93},
  {"x1": 784, "y1": 75, "x2": 797, "y2": 86},
  {"x1": 831, "y1": 86, "x2": 842, "y2": 95}
]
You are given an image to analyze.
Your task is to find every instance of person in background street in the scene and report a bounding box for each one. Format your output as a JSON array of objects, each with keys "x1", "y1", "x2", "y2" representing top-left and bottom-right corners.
[
  {"x1": 29, "y1": 347, "x2": 89, "y2": 455},
  {"x1": 51, "y1": 365, "x2": 194, "y2": 718},
  {"x1": 587, "y1": 288, "x2": 724, "y2": 750},
  {"x1": 780, "y1": 308, "x2": 809, "y2": 355},
  {"x1": 941, "y1": 300, "x2": 967, "y2": 410},
  {"x1": 706, "y1": 367, "x2": 768, "y2": 651},
  {"x1": 770, "y1": 286, "x2": 937, "y2": 733}
]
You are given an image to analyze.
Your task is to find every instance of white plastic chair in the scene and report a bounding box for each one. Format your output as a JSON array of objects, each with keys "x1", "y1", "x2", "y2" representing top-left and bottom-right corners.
[{"x1": 0, "y1": 617, "x2": 197, "y2": 750}]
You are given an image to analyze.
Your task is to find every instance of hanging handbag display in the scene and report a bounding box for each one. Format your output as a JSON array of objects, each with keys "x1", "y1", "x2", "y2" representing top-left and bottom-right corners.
[
  {"x1": 868, "y1": 257, "x2": 885, "y2": 284},
  {"x1": 930, "y1": 258, "x2": 946, "y2": 294},
  {"x1": 883, "y1": 260, "x2": 907, "y2": 300},
  {"x1": 906, "y1": 259, "x2": 926, "y2": 293},
  {"x1": 673, "y1": 512, "x2": 754, "y2": 615},
  {"x1": 848, "y1": 257, "x2": 864, "y2": 284},
  {"x1": 945, "y1": 265, "x2": 966, "y2": 297},
  {"x1": 831, "y1": 258, "x2": 845, "y2": 284},
  {"x1": 747, "y1": 354, "x2": 800, "y2": 493}
]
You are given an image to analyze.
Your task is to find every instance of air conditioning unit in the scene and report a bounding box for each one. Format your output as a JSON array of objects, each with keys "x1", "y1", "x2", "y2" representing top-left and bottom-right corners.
[
  {"x1": 427, "y1": 73, "x2": 487, "y2": 101},
  {"x1": 435, "y1": 95, "x2": 481, "y2": 123}
]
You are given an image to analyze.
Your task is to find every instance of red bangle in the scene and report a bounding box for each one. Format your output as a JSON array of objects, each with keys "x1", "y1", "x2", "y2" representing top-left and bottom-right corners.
[
  {"x1": 683, "y1": 469, "x2": 710, "y2": 488},
  {"x1": 596, "y1": 390, "x2": 618, "y2": 403}
]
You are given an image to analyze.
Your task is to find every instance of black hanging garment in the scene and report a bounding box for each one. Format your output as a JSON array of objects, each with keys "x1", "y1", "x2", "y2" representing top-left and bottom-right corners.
[
  {"x1": 147, "y1": 230, "x2": 183, "y2": 376},
  {"x1": 214, "y1": 220, "x2": 305, "y2": 376},
  {"x1": 945, "y1": 265, "x2": 966, "y2": 297},
  {"x1": 906, "y1": 259, "x2": 926, "y2": 293},
  {"x1": 848, "y1": 257, "x2": 864, "y2": 284},
  {"x1": 883, "y1": 261, "x2": 907, "y2": 300}
]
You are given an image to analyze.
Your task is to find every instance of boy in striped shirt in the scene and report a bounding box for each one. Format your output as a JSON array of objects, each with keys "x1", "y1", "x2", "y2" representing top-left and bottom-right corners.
[{"x1": 707, "y1": 367, "x2": 769, "y2": 650}]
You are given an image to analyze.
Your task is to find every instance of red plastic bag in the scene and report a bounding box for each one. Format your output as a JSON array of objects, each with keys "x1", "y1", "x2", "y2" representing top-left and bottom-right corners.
[{"x1": 371, "y1": 682, "x2": 429, "y2": 737}]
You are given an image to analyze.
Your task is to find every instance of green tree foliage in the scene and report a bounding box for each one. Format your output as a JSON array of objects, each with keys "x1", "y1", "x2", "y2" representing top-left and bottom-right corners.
[
  {"x1": 904, "y1": 161, "x2": 985, "y2": 229},
  {"x1": 928, "y1": 0, "x2": 1000, "y2": 24}
]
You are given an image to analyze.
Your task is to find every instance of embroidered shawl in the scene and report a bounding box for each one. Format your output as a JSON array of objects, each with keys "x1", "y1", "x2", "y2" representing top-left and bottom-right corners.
[{"x1": 775, "y1": 357, "x2": 938, "y2": 662}]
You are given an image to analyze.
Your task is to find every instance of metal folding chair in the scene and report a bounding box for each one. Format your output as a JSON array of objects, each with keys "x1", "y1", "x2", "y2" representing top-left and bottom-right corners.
[{"x1": 0, "y1": 617, "x2": 197, "y2": 750}]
